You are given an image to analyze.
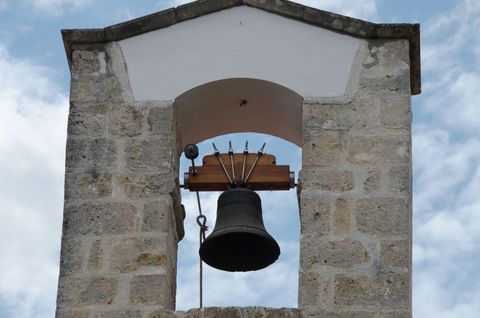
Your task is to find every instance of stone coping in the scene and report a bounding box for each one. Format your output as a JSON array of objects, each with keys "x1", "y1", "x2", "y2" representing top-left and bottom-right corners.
[{"x1": 61, "y1": 0, "x2": 421, "y2": 95}]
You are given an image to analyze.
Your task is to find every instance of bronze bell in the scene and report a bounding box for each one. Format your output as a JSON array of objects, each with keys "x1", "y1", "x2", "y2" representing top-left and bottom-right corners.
[{"x1": 199, "y1": 187, "x2": 280, "y2": 272}]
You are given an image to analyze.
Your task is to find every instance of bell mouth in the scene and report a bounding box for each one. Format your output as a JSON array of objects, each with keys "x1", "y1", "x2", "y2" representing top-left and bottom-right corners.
[{"x1": 199, "y1": 228, "x2": 280, "y2": 272}]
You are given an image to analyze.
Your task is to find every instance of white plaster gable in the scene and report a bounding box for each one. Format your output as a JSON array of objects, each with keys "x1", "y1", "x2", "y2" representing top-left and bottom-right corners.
[{"x1": 119, "y1": 5, "x2": 361, "y2": 100}]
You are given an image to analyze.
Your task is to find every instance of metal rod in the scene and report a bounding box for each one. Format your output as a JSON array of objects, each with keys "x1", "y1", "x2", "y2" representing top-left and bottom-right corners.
[
  {"x1": 228, "y1": 141, "x2": 236, "y2": 185},
  {"x1": 241, "y1": 141, "x2": 248, "y2": 183},
  {"x1": 244, "y1": 142, "x2": 266, "y2": 184},
  {"x1": 212, "y1": 142, "x2": 233, "y2": 185}
]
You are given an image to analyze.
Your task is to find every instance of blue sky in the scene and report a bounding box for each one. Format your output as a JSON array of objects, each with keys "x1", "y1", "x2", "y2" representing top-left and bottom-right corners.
[{"x1": 1, "y1": 0, "x2": 479, "y2": 317}]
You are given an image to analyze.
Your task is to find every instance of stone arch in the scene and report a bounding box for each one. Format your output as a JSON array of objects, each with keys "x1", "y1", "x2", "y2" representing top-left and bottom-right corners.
[{"x1": 174, "y1": 78, "x2": 304, "y2": 149}]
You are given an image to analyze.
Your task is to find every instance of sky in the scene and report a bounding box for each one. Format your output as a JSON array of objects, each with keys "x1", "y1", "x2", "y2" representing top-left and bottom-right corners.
[{"x1": 0, "y1": 0, "x2": 479, "y2": 317}]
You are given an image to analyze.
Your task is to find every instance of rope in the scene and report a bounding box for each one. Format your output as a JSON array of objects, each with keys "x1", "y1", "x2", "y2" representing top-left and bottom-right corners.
[{"x1": 195, "y1": 191, "x2": 208, "y2": 309}]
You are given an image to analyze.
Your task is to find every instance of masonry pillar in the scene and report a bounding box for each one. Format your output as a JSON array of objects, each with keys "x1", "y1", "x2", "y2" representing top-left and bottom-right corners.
[
  {"x1": 56, "y1": 43, "x2": 182, "y2": 318},
  {"x1": 299, "y1": 39, "x2": 412, "y2": 317}
]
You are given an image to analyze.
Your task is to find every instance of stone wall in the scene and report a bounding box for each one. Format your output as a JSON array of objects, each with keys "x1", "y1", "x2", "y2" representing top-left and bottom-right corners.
[
  {"x1": 298, "y1": 39, "x2": 412, "y2": 317},
  {"x1": 57, "y1": 38, "x2": 412, "y2": 317}
]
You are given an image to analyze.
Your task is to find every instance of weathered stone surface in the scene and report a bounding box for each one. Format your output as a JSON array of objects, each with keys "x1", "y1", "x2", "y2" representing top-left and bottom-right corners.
[
  {"x1": 183, "y1": 307, "x2": 300, "y2": 318},
  {"x1": 334, "y1": 273, "x2": 408, "y2": 309},
  {"x1": 300, "y1": 169, "x2": 354, "y2": 192},
  {"x1": 302, "y1": 239, "x2": 370, "y2": 269},
  {"x1": 63, "y1": 202, "x2": 137, "y2": 236},
  {"x1": 303, "y1": 102, "x2": 367, "y2": 131},
  {"x1": 363, "y1": 169, "x2": 381, "y2": 193},
  {"x1": 299, "y1": 194, "x2": 331, "y2": 237},
  {"x1": 129, "y1": 274, "x2": 167, "y2": 305},
  {"x1": 109, "y1": 103, "x2": 143, "y2": 137},
  {"x1": 124, "y1": 138, "x2": 173, "y2": 171},
  {"x1": 299, "y1": 272, "x2": 331, "y2": 309},
  {"x1": 66, "y1": 138, "x2": 117, "y2": 172},
  {"x1": 142, "y1": 199, "x2": 172, "y2": 232},
  {"x1": 88, "y1": 239, "x2": 103, "y2": 271},
  {"x1": 70, "y1": 76, "x2": 123, "y2": 103},
  {"x1": 355, "y1": 198, "x2": 408, "y2": 237},
  {"x1": 72, "y1": 49, "x2": 105, "y2": 75},
  {"x1": 380, "y1": 94, "x2": 411, "y2": 129},
  {"x1": 373, "y1": 311, "x2": 409, "y2": 318},
  {"x1": 57, "y1": 276, "x2": 117, "y2": 307},
  {"x1": 108, "y1": 237, "x2": 168, "y2": 273},
  {"x1": 334, "y1": 198, "x2": 351, "y2": 235},
  {"x1": 65, "y1": 171, "x2": 112, "y2": 200},
  {"x1": 346, "y1": 133, "x2": 409, "y2": 164},
  {"x1": 56, "y1": 308, "x2": 89, "y2": 318},
  {"x1": 59, "y1": 238, "x2": 84, "y2": 276},
  {"x1": 146, "y1": 310, "x2": 177, "y2": 318},
  {"x1": 94, "y1": 310, "x2": 141, "y2": 318},
  {"x1": 380, "y1": 240, "x2": 409, "y2": 268},
  {"x1": 387, "y1": 166, "x2": 410, "y2": 194},
  {"x1": 302, "y1": 311, "x2": 375, "y2": 318},
  {"x1": 68, "y1": 102, "x2": 107, "y2": 136},
  {"x1": 116, "y1": 173, "x2": 176, "y2": 199},
  {"x1": 303, "y1": 131, "x2": 343, "y2": 167},
  {"x1": 145, "y1": 104, "x2": 174, "y2": 135}
]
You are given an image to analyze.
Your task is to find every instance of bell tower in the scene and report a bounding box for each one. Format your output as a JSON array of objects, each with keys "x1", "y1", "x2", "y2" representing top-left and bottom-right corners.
[{"x1": 56, "y1": 0, "x2": 420, "y2": 317}]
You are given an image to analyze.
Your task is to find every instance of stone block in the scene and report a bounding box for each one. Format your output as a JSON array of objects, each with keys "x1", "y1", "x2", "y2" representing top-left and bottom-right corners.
[
  {"x1": 88, "y1": 239, "x2": 103, "y2": 271},
  {"x1": 374, "y1": 312, "x2": 409, "y2": 318},
  {"x1": 124, "y1": 138, "x2": 173, "y2": 171},
  {"x1": 142, "y1": 198, "x2": 173, "y2": 233},
  {"x1": 65, "y1": 138, "x2": 117, "y2": 172},
  {"x1": 59, "y1": 238, "x2": 84, "y2": 276},
  {"x1": 144, "y1": 103, "x2": 174, "y2": 135},
  {"x1": 116, "y1": 173, "x2": 176, "y2": 199},
  {"x1": 56, "y1": 308, "x2": 89, "y2": 318},
  {"x1": 72, "y1": 49, "x2": 104, "y2": 75},
  {"x1": 380, "y1": 94, "x2": 411, "y2": 129},
  {"x1": 183, "y1": 307, "x2": 300, "y2": 318},
  {"x1": 355, "y1": 198, "x2": 408, "y2": 237},
  {"x1": 94, "y1": 310, "x2": 141, "y2": 318},
  {"x1": 380, "y1": 240, "x2": 409, "y2": 269},
  {"x1": 108, "y1": 236, "x2": 168, "y2": 273},
  {"x1": 63, "y1": 202, "x2": 137, "y2": 236},
  {"x1": 387, "y1": 166, "x2": 410, "y2": 194},
  {"x1": 146, "y1": 310, "x2": 177, "y2": 318},
  {"x1": 299, "y1": 272, "x2": 331, "y2": 309},
  {"x1": 363, "y1": 169, "x2": 381, "y2": 194},
  {"x1": 334, "y1": 273, "x2": 408, "y2": 309},
  {"x1": 65, "y1": 171, "x2": 112, "y2": 200},
  {"x1": 109, "y1": 103, "x2": 144, "y2": 137},
  {"x1": 301, "y1": 239, "x2": 370, "y2": 269},
  {"x1": 303, "y1": 131, "x2": 343, "y2": 167},
  {"x1": 303, "y1": 102, "x2": 367, "y2": 131},
  {"x1": 302, "y1": 311, "x2": 375, "y2": 318},
  {"x1": 70, "y1": 76, "x2": 123, "y2": 103},
  {"x1": 68, "y1": 102, "x2": 107, "y2": 136},
  {"x1": 299, "y1": 194, "x2": 332, "y2": 237},
  {"x1": 129, "y1": 274, "x2": 168, "y2": 305},
  {"x1": 346, "y1": 133, "x2": 409, "y2": 164},
  {"x1": 334, "y1": 198, "x2": 351, "y2": 235},
  {"x1": 57, "y1": 276, "x2": 117, "y2": 307},
  {"x1": 300, "y1": 169, "x2": 354, "y2": 192}
]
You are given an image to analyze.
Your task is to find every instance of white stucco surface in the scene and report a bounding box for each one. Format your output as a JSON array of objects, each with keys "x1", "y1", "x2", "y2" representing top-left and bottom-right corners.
[{"x1": 119, "y1": 6, "x2": 361, "y2": 100}]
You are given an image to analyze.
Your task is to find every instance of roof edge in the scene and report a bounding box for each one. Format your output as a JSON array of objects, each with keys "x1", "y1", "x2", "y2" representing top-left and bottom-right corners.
[{"x1": 62, "y1": 0, "x2": 421, "y2": 95}]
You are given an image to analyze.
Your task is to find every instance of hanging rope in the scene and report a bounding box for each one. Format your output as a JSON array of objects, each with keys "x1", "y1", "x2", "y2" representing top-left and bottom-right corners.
[{"x1": 195, "y1": 191, "x2": 208, "y2": 309}]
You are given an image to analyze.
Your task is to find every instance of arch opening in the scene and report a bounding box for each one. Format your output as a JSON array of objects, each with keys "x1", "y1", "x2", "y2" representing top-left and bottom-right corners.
[
  {"x1": 174, "y1": 79, "x2": 303, "y2": 310},
  {"x1": 176, "y1": 133, "x2": 301, "y2": 310}
]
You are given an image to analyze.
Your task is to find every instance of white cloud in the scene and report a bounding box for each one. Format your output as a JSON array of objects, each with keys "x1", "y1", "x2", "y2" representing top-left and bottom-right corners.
[
  {"x1": 412, "y1": 1, "x2": 480, "y2": 317},
  {"x1": 24, "y1": 0, "x2": 93, "y2": 15},
  {"x1": 0, "y1": 44, "x2": 68, "y2": 317}
]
